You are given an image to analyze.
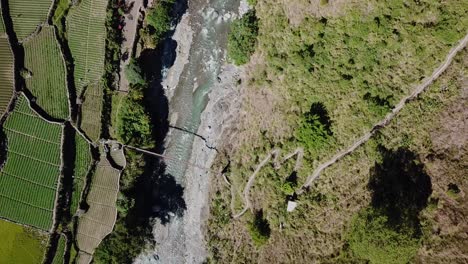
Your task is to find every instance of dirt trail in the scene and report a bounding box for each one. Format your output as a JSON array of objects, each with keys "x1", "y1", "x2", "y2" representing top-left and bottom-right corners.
[
  {"x1": 299, "y1": 32, "x2": 468, "y2": 191},
  {"x1": 232, "y1": 33, "x2": 468, "y2": 217},
  {"x1": 232, "y1": 148, "x2": 303, "y2": 218},
  {"x1": 119, "y1": 0, "x2": 144, "y2": 92}
]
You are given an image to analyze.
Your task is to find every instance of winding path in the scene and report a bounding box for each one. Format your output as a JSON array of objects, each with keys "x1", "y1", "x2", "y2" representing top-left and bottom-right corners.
[{"x1": 232, "y1": 33, "x2": 468, "y2": 217}]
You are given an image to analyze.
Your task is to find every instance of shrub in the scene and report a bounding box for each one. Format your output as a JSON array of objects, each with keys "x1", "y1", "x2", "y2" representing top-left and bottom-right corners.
[
  {"x1": 125, "y1": 59, "x2": 146, "y2": 86},
  {"x1": 140, "y1": 0, "x2": 175, "y2": 48},
  {"x1": 294, "y1": 102, "x2": 333, "y2": 152},
  {"x1": 346, "y1": 208, "x2": 420, "y2": 264},
  {"x1": 227, "y1": 10, "x2": 259, "y2": 65}
]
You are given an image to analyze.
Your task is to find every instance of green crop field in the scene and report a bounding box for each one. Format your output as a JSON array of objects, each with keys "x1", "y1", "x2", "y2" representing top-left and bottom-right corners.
[
  {"x1": 0, "y1": 95, "x2": 62, "y2": 230},
  {"x1": 71, "y1": 133, "x2": 92, "y2": 215},
  {"x1": 23, "y1": 25, "x2": 69, "y2": 119},
  {"x1": 51, "y1": 234, "x2": 66, "y2": 264},
  {"x1": 80, "y1": 82, "x2": 103, "y2": 141},
  {"x1": 9, "y1": 0, "x2": 53, "y2": 41},
  {"x1": 67, "y1": 0, "x2": 108, "y2": 95},
  {"x1": 0, "y1": 219, "x2": 47, "y2": 263}
]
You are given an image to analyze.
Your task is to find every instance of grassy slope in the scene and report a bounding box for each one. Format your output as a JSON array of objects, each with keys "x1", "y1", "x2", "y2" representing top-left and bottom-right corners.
[
  {"x1": 208, "y1": 0, "x2": 468, "y2": 262},
  {"x1": 23, "y1": 25, "x2": 69, "y2": 119},
  {"x1": 0, "y1": 219, "x2": 48, "y2": 263}
]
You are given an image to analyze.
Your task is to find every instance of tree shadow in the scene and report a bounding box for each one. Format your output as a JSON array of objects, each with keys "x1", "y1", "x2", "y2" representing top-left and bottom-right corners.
[
  {"x1": 368, "y1": 147, "x2": 432, "y2": 235},
  {"x1": 308, "y1": 102, "x2": 332, "y2": 135},
  {"x1": 150, "y1": 163, "x2": 186, "y2": 224}
]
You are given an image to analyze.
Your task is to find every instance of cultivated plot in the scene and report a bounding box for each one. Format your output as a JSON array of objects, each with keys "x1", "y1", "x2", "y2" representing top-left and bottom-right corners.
[
  {"x1": 76, "y1": 157, "x2": 120, "y2": 257},
  {"x1": 0, "y1": 219, "x2": 47, "y2": 263},
  {"x1": 51, "y1": 234, "x2": 67, "y2": 264},
  {"x1": 8, "y1": 0, "x2": 53, "y2": 41},
  {"x1": 71, "y1": 133, "x2": 92, "y2": 215},
  {"x1": 23, "y1": 25, "x2": 69, "y2": 119},
  {"x1": 0, "y1": 95, "x2": 62, "y2": 230},
  {"x1": 0, "y1": 36, "x2": 14, "y2": 117},
  {"x1": 79, "y1": 82, "x2": 103, "y2": 142},
  {"x1": 0, "y1": 3, "x2": 5, "y2": 34},
  {"x1": 67, "y1": 0, "x2": 107, "y2": 95}
]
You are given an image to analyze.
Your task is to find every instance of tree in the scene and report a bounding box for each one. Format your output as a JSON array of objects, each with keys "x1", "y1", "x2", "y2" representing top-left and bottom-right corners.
[
  {"x1": 125, "y1": 59, "x2": 146, "y2": 86},
  {"x1": 227, "y1": 10, "x2": 259, "y2": 65}
]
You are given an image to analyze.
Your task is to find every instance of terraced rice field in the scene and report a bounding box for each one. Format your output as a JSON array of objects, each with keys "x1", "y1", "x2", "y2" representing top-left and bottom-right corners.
[
  {"x1": 79, "y1": 82, "x2": 103, "y2": 141},
  {"x1": 76, "y1": 157, "x2": 120, "y2": 256},
  {"x1": 0, "y1": 36, "x2": 14, "y2": 117},
  {"x1": 0, "y1": 95, "x2": 62, "y2": 230},
  {"x1": 67, "y1": 0, "x2": 107, "y2": 95},
  {"x1": 23, "y1": 25, "x2": 69, "y2": 119},
  {"x1": 71, "y1": 133, "x2": 92, "y2": 215},
  {"x1": 0, "y1": 4, "x2": 5, "y2": 34},
  {"x1": 0, "y1": 219, "x2": 47, "y2": 263},
  {"x1": 9, "y1": 0, "x2": 53, "y2": 41},
  {"x1": 51, "y1": 234, "x2": 67, "y2": 264}
]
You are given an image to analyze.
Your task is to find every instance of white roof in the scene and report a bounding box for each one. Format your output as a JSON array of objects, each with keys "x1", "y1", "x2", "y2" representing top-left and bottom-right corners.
[{"x1": 287, "y1": 201, "x2": 298, "y2": 212}]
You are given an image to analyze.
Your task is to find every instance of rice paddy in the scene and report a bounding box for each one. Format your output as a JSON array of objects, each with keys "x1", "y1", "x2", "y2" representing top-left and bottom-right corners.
[{"x1": 23, "y1": 25, "x2": 69, "y2": 119}]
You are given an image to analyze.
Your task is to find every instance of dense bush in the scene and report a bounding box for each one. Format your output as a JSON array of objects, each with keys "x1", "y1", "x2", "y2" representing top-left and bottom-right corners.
[
  {"x1": 140, "y1": 0, "x2": 175, "y2": 48},
  {"x1": 117, "y1": 96, "x2": 153, "y2": 147},
  {"x1": 125, "y1": 59, "x2": 146, "y2": 86},
  {"x1": 294, "y1": 102, "x2": 333, "y2": 153},
  {"x1": 227, "y1": 10, "x2": 259, "y2": 65},
  {"x1": 346, "y1": 208, "x2": 421, "y2": 264}
]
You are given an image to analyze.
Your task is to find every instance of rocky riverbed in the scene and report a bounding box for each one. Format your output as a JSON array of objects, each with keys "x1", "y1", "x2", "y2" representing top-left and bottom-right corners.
[{"x1": 134, "y1": 0, "x2": 246, "y2": 263}]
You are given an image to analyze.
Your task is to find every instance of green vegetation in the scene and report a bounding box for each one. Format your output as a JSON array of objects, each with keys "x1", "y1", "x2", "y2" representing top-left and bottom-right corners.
[
  {"x1": 140, "y1": 0, "x2": 175, "y2": 48},
  {"x1": 0, "y1": 35, "x2": 14, "y2": 116},
  {"x1": 446, "y1": 183, "x2": 460, "y2": 199},
  {"x1": 8, "y1": 0, "x2": 52, "y2": 40},
  {"x1": 0, "y1": 219, "x2": 47, "y2": 263},
  {"x1": 116, "y1": 59, "x2": 153, "y2": 147},
  {"x1": 52, "y1": 0, "x2": 71, "y2": 37},
  {"x1": 23, "y1": 25, "x2": 69, "y2": 119},
  {"x1": 345, "y1": 208, "x2": 420, "y2": 264},
  {"x1": 51, "y1": 235, "x2": 66, "y2": 264},
  {"x1": 67, "y1": 0, "x2": 108, "y2": 95},
  {"x1": 247, "y1": 0, "x2": 257, "y2": 7},
  {"x1": 124, "y1": 59, "x2": 146, "y2": 86},
  {"x1": 71, "y1": 134, "x2": 92, "y2": 215},
  {"x1": 294, "y1": 102, "x2": 333, "y2": 155},
  {"x1": 343, "y1": 147, "x2": 431, "y2": 263},
  {"x1": 227, "y1": 10, "x2": 259, "y2": 65},
  {"x1": 0, "y1": 95, "x2": 62, "y2": 230}
]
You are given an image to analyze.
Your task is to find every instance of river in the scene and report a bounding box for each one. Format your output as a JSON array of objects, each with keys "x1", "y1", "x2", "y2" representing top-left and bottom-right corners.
[{"x1": 136, "y1": 0, "x2": 240, "y2": 263}]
